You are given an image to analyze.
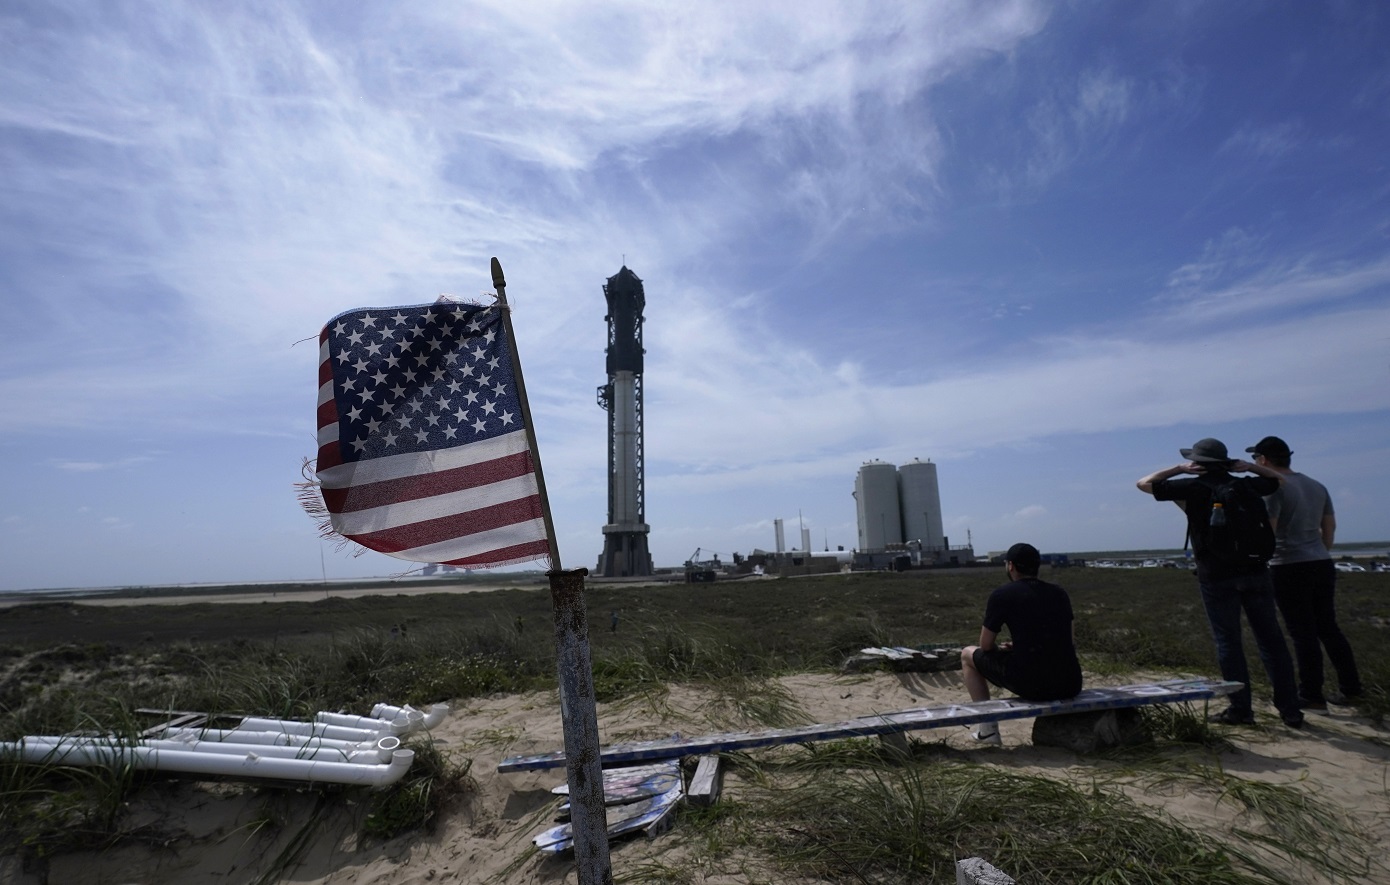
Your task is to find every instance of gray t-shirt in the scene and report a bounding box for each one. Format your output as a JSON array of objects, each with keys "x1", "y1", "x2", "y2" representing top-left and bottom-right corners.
[{"x1": 1264, "y1": 472, "x2": 1335, "y2": 565}]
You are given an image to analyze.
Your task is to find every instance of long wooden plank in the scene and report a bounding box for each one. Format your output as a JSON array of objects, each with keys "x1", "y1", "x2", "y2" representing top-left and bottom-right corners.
[{"x1": 499, "y1": 678, "x2": 1242, "y2": 773}]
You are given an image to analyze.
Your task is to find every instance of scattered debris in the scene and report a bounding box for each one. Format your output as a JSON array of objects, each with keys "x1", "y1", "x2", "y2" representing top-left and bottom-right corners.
[
  {"x1": 553, "y1": 759, "x2": 682, "y2": 811},
  {"x1": 957, "y1": 856, "x2": 1016, "y2": 884},
  {"x1": 535, "y1": 761, "x2": 684, "y2": 854},
  {"x1": 843, "y1": 645, "x2": 962, "y2": 673}
]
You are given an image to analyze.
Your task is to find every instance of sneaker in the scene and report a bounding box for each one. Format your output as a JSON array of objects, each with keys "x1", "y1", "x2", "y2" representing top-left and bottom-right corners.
[
  {"x1": 1208, "y1": 707, "x2": 1256, "y2": 726},
  {"x1": 1282, "y1": 713, "x2": 1306, "y2": 729},
  {"x1": 1326, "y1": 690, "x2": 1361, "y2": 706},
  {"x1": 971, "y1": 727, "x2": 1002, "y2": 746},
  {"x1": 1299, "y1": 697, "x2": 1330, "y2": 714}
]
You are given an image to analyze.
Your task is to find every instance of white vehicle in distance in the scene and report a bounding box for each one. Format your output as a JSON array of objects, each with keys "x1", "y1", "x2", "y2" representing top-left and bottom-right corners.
[{"x1": 1333, "y1": 561, "x2": 1367, "y2": 573}]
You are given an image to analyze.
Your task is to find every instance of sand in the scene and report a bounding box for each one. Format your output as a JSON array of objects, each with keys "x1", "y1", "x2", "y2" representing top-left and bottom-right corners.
[{"x1": 10, "y1": 669, "x2": 1387, "y2": 885}]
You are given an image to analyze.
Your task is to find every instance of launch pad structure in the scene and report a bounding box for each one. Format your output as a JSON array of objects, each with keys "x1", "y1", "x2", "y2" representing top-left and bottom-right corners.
[{"x1": 596, "y1": 267, "x2": 653, "y2": 577}]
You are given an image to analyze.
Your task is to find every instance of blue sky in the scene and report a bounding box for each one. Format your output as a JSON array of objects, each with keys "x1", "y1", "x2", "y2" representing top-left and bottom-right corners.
[{"x1": 2, "y1": 1, "x2": 1388, "y2": 591}]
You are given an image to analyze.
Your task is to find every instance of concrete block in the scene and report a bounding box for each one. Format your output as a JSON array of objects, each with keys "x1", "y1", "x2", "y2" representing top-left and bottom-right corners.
[
  {"x1": 1032, "y1": 707, "x2": 1151, "y2": 753},
  {"x1": 0, "y1": 855, "x2": 43, "y2": 885},
  {"x1": 956, "y1": 856, "x2": 1015, "y2": 885}
]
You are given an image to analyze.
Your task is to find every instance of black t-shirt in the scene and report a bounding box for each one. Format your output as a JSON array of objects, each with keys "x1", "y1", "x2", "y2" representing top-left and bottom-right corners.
[
  {"x1": 1152, "y1": 472, "x2": 1279, "y2": 582},
  {"x1": 982, "y1": 577, "x2": 1082, "y2": 700}
]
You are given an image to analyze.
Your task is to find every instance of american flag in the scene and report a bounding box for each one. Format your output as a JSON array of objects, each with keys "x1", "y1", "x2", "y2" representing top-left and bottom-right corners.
[{"x1": 313, "y1": 301, "x2": 549, "y2": 568}]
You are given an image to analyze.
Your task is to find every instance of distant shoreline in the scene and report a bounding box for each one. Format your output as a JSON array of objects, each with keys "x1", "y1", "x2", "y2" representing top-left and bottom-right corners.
[
  {"x1": 0, "y1": 572, "x2": 689, "y2": 608},
  {"x1": 3, "y1": 541, "x2": 1383, "y2": 607},
  {"x1": 0, "y1": 576, "x2": 545, "y2": 608}
]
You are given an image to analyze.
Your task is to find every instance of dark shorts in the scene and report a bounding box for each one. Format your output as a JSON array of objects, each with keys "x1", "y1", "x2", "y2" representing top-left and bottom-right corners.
[
  {"x1": 972, "y1": 647, "x2": 1083, "y2": 701},
  {"x1": 973, "y1": 647, "x2": 1019, "y2": 695}
]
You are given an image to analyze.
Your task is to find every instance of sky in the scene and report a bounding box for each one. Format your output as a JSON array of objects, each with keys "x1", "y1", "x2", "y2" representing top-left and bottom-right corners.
[{"x1": 2, "y1": 1, "x2": 1388, "y2": 591}]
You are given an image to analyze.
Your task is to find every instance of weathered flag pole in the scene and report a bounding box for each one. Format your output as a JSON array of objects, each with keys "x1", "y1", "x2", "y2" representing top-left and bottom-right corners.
[{"x1": 490, "y1": 258, "x2": 613, "y2": 885}]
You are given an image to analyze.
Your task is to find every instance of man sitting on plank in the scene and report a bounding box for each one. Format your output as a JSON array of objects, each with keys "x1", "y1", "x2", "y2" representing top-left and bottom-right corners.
[{"x1": 960, "y1": 542, "x2": 1083, "y2": 745}]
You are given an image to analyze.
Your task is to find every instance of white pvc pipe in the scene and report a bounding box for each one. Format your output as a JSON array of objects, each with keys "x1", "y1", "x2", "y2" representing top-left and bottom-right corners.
[
  {"x1": 1, "y1": 738, "x2": 415, "y2": 788},
  {"x1": 233, "y1": 717, "x2": 407, "y2": 741},
  {"x1": 368, "y1": 703, "x2": 448, "y2": 730},
  {"x1": 160, "y1": 727, "x2": 371, "y2": 750},
  {"x1": 317, "y1": 711, "x2": 392, "y2": 730},
  {"x1": 318, "y1": 709, "x2": 426, "y2": 734},
  {"x1": 14, "y1": 733, "x2": 399, "y2": 762},
  {"x1": 143, "y1": 735, "x2": 399, "y2": 764}
]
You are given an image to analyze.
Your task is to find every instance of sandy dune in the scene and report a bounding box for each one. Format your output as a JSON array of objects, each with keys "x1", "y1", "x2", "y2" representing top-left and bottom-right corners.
[{"x1": 9, "y1": 669, "x2": 1386, "y2": 885}]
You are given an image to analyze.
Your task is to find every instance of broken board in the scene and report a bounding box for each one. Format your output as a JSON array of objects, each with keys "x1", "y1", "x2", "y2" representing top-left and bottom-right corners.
[
  {"x1": 534, "y1": 783, "x2": 683, "y2": 854},
  {"x1": 500, "y1": 678, "x2": 1242, "y2": 772},
  {"x1": 554, "y1": 759, "x2": 682, "y2": 812},
  {"x1": 859, "y1": 646, "x2": 939, "y2": 661}
]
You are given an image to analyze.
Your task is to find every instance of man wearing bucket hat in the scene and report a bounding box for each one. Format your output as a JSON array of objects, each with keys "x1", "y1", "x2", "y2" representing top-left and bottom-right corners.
[
  {"x1": 1246, "y1": 436, "x2": 1362, "y2": 712},
  {"x1": 1137, "y1": 438, "x2": 1304, "y2": 728}
]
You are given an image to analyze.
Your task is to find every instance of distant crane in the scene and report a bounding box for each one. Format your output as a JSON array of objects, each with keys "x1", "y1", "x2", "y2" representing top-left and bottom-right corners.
[{"x1": 683, "y1": 548, "x2": 724, "y2": 583}]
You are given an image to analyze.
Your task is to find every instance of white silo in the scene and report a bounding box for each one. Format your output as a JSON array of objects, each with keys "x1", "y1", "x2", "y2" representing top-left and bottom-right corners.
[
  {"x1": 899, "y1": 459, "x2": 944, "y2": 553},
  {"x1": 854, "y1": 460, "x2": 903, "y2": 552}
]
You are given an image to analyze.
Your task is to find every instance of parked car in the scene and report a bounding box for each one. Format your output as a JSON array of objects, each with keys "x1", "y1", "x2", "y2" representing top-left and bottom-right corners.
[
  {"x1": 1334, "y1": 561, "x2": 1367, "y2": 573},
  {"x1": 1373, "y1": 562, "x2": 1390, "y2": 573}
]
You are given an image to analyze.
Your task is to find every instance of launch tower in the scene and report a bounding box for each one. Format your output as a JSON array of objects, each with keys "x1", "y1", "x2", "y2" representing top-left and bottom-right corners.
[{"x1": 596, "y1": 266, "x2": 653, "y2": 577}]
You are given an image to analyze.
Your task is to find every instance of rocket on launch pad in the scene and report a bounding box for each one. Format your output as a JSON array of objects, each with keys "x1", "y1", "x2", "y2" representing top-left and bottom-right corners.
[{"x1": 596, "y1": 267, "x2": 653, "y2": 577}]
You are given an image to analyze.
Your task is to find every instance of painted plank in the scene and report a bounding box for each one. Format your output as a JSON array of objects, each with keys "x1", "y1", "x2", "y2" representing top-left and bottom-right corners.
[
  {"x1": 687, "y1": 755, "x2": 722, "y2": 808},
  {"x1": 860, "y1": 646, "x2": 941, "y2": 660},
  {"x1": 860, "y1": 647, "x2": 909, "y2": 660},
  {"x1": 892, "y1": 646, "x2": 939, "y2": 659},
  {"x1": 534, "y1": 783, "x2": 682, "y2": 854},
  {"x1": 555, "y1": 760, "x2": 682, "y2": 812},
  {"x1": 859, "y1": 646, "x2": 936, "y2": 661},
  {"x1": 551, "y1": 759, "x2": 680, "y2": 797},
  {"x1": 499, "y1": 678, "x2": 1242, "y2": 772}
]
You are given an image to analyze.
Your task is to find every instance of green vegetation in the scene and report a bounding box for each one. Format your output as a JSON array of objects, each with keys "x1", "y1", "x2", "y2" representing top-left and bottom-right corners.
[
  {"x1": 753, "y1": 758, "x2": 1367, "y2": 884},
  {"x1": 0, "y1": 568, "x2": 1386, "y2": 880}
]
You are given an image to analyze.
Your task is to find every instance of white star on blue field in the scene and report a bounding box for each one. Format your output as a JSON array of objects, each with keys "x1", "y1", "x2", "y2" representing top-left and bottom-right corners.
[{"x1": 2, "y1": 2, "x2": 1387, "y2": 590}]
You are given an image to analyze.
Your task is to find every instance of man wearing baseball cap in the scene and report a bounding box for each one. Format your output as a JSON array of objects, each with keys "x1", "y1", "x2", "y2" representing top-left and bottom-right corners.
[
  {"x1": 1246, "y1": 436, "x2": 1362, "y2": 711},
  {"x1": 1137, "y1": 438, "x2": 1303, "y2": 728},
  {"x1": 961, "y1": 542, "x2": 1083, "y2": 746}
]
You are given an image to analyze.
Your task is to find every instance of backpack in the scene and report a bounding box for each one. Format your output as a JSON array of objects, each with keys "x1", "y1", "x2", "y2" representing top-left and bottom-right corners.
[{"x1": 1197, "y1": 477, "x2": 1276, "y2": 566}]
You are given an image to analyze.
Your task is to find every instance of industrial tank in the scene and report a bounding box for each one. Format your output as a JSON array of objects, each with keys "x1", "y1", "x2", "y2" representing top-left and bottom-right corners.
[
  {"x1": 854, "y1": 460, "x2": 903, "y2": 552},
  {"x1": 899, "y1": 459, "x2": 944, "y2": 553}
]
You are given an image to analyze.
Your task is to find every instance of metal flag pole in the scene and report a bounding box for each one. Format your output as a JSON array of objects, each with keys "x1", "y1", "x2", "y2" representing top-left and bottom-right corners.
[{"x1": 490, "y1": 258, "x2": 613, "y2": 885}]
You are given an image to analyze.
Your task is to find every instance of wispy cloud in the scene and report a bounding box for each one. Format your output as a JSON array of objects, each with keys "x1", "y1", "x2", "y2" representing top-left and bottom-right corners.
[
  {"x1": 1156, "y1": 253, "x2": 1390, "y2": 323},
  {"x1": 1165, "y1": 228, "x2": 1267, "y2": 292},
  {"x1": 1219, "y1": 121, "x2": 1302, "y2": 161},
  {"x1": 643, "y1": 284, "x2": 1390, "y2": 489},
  {"x1": 1006, "y1": 66, "x2": 1136, "y2": 193},
  {"x1": 51, "y1": 456, "x2": 155, "y2": 473}
]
